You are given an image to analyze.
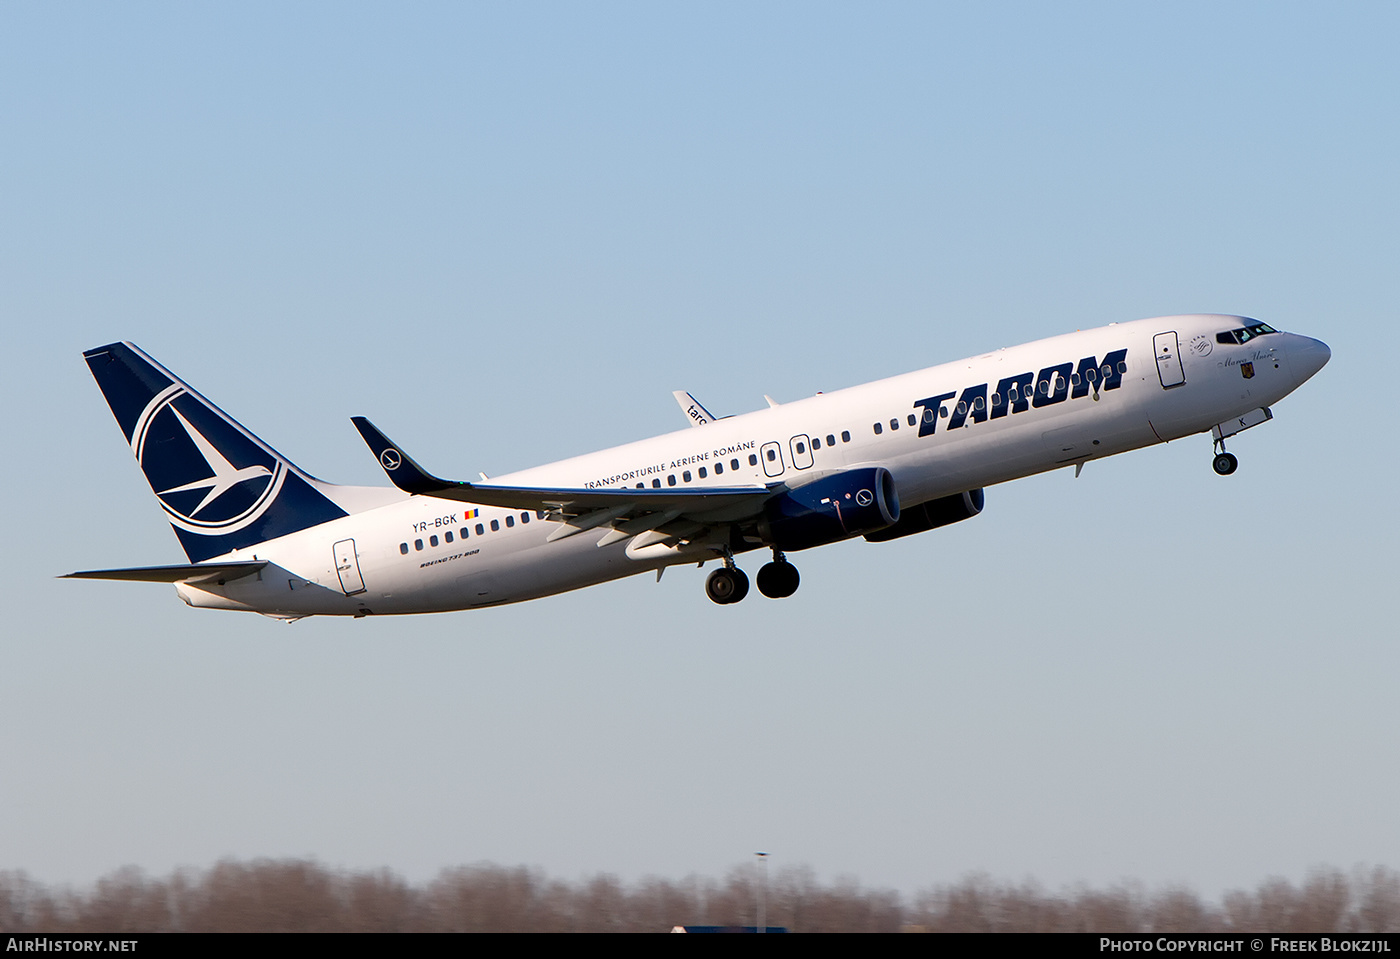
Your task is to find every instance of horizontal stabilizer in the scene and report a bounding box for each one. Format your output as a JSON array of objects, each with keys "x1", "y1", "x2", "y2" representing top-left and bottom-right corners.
[{"x1": 63, "y1": 561, "x2": 268, "y2": 584}]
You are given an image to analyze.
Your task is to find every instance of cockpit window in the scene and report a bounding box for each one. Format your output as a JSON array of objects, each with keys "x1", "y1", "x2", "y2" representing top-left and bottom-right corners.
[{"x1": 1216, "y1": 323, "x2": 1278, "y2": 345}]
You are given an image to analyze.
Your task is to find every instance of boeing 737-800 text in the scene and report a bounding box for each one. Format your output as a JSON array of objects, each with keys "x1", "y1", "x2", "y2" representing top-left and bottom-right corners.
[{"x1": 66, "y1": 314, "x2": 1330, "y2": 619}]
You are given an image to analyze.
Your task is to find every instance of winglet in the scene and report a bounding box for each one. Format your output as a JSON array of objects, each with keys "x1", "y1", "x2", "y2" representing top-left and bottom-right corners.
[
  {"x1": 672, "y1": 391, "x2": 718, "y2": 427},
  {"x1": 351, "y1": 417, "x2": 459, "y2": 495}
]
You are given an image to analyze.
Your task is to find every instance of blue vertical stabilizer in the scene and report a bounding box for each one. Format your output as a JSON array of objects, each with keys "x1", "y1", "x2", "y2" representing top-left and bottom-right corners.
[{"x1": 83, "y1": 342, "x2": 347, "y2": 563}]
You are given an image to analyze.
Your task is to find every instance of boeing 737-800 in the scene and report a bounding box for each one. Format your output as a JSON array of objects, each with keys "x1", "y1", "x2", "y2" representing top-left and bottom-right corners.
[{"x1": 66, "y1": 314, "x2": 1329, "y2": 619}]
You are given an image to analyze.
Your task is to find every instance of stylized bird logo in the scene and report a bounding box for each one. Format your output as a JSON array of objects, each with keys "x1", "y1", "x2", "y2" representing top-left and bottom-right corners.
[{"x1": 156, "y1": 407, "x2": 272, "y2": 517}]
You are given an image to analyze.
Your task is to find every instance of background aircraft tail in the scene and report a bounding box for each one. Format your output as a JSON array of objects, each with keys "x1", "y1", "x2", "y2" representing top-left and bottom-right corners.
[{"x1": 83, "y1": 342, "x2": 350, "y2": 563}]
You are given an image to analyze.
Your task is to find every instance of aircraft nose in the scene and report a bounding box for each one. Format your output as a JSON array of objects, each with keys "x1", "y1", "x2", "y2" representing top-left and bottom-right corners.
[{"x1": 1288, "y1": 334, "x2": 1331, "y2": 386}]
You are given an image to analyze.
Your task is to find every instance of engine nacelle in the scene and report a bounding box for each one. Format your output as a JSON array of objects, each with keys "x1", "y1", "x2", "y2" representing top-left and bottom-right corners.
[
  {"x1": 863, "y1": 488, "x2": 984, "y2": 542},
  {"x1": 759, "y1": 467, "x2": 900, "y2": 551}
]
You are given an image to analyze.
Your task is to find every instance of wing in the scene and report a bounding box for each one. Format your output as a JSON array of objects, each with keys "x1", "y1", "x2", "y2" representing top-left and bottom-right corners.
[{"x1": 351, "y1": 417, "x2": 775, "y2": 550}]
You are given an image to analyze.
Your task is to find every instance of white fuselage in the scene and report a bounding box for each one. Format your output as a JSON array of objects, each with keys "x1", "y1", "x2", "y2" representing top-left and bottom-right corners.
[{"x1": 178, "y1": 314, "x2": 1327, "y2": 617}]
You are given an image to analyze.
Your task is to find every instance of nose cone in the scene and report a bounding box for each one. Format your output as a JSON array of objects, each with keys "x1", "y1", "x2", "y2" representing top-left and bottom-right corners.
[{"x1": 1288, "y1": 334, "x2": 1331, "y2": 387}]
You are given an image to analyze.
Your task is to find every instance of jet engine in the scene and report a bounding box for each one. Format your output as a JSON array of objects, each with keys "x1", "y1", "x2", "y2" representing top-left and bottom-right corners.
[
  {"x1": 758, "y1": 467, "x2": 900, "y2": 551},
  {"x1": 863, "y1": 488, "x2": 984, "y2": 542}
]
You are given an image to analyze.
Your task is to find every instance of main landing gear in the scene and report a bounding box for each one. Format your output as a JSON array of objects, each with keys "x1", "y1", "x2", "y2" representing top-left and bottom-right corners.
[
  {"x1": 756, "y1": 551, "x2": 800, "y2": 599},
  {"x1": 704, "y1": 549, "x2": 801, "y2": 604},
  {"x1": 705, "y1": 565, "x2": 749, "y2": 604}
]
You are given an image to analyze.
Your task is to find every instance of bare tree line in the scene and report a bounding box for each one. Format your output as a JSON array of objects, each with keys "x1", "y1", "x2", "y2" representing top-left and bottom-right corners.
[{"x1": 0, "y1": 861, "x2": 1396, "y2": 932}]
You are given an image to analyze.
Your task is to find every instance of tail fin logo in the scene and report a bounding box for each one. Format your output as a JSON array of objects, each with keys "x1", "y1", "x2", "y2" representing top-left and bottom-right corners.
[
  {"x1": 379, "y1": 449, "x2": 402, "y2": 471},
  {"x1": 132, "y1": 384, "x2": 288, "y2": 536}
]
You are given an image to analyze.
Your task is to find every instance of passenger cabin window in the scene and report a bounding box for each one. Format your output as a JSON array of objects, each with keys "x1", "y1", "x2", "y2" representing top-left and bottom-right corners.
[
  {"x1": 698, "y1": 466, "x2": 707, "y2": 478},
  {"x1": 668, "y1": 474, "x2": 677, "y2": 486},
  {"x1": 445, "y1": 531, "x2": 453, "y2": 543},
  {"x1": 715, "y1": 462, "x2": 724, "y2": 475},
  {"x1": 748, "y1": 454, "x2": 758, "y2": 466},
  {"x1": 415, "y1": 539, "x2": 424, "y2": 551},
  {"x1": 491, "y1": 519, "x2": 500, "y2": 531},
  {"x1": 907, "y1": 414, "x2": 916, "y2": 426},
  {"x1": 476, "y1": 524, "x2": 484, "y2": 535},
  {"x1": 873, "y1": 422, "x2": 883, "y2": 435},
  {"x1": 652, "y1": 478, "x2": 661, "y2": 488},
  {"x1": 827, "y1": 433, "x2": 836, "y2": 446},
  {"x1": 890, "y1": 418, "x2": 899, "y2": 430},
  {"x1": 400, "y1": 543, "x2": 409, "y2": 555},
  {"x1": 733, "y1": 458, "x2": 741, "y2": 470},
  {"x1": 430, "y1": 535, "x2": 438, "y2": 547},
  {"x1": 505, "y1": 515, "x2": 514, "y2": 528},
  {"x1": 841, "y1": 430, "x2": 850, "y2": 442}
]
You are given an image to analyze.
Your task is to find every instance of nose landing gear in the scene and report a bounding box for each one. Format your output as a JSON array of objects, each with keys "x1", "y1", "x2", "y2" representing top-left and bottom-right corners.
[
  {"x1": 1210, "y1": 408, "x2": 1273, "y2": 476},
  {"x1": 1212, "y1": 435, "x2": 1239, "y2": 476}
]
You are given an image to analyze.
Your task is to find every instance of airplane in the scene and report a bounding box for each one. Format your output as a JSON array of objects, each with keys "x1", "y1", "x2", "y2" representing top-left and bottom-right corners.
[{"x1": 65, "y1": 314, "x2": 1330, "y2": 619}]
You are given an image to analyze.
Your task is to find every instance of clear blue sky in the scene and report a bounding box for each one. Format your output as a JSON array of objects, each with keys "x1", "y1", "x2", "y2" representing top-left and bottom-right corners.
[{"x1": 2, "y1": 1, "x2": 1395, "y2": 898}]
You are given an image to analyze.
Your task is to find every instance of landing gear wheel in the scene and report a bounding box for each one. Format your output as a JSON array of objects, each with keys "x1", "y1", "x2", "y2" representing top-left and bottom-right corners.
[
  {"x1": 1212, "y1": 452, "x2": 1238, "y2": 476},
  {"x1": 705, "y1": 567, "x2": 750, "y2": 605},
  {"x1": 756, "y1": 561, "x2": 800, "y2": 599}
]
